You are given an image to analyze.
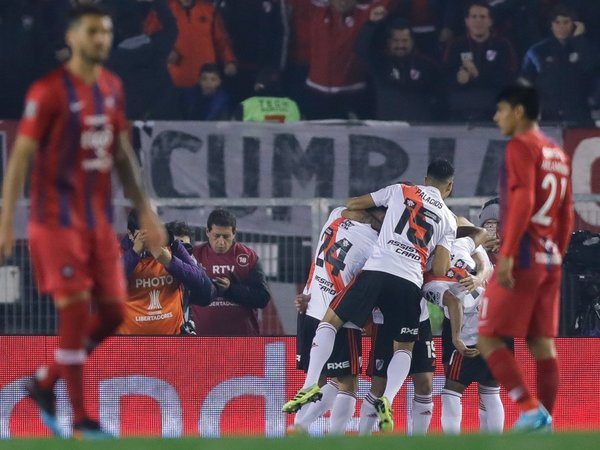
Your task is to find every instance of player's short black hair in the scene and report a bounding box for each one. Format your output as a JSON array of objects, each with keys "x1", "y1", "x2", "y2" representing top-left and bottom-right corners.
[
  {"x1": 200, "y1": 63, "x2": 221, "y2": 76},
  {"x1": 496, "y1": 84, "x2": 540, "y2": 120},
  {"x1": 386, "y1": 18, "x2": 412, "y2": 38},
  {"x1": 464, "y1": 1, "x2": 492, "y2": 19},
  {"x1": 207, "y1": 209, "x2": 236, "y2": 232},
  {"x1": 427, "y1": 159, "x2": 455, "y2": 182},
  {"x1": 549, "y1": 4, "x2": 578, "y2": 23},
  {"x1": 127, "y1": 209, "x2": 139, "y2": 233},
  {"x1": 67, "y1": 4, "x2": 111, "y2": 28},
  {"x1": 166, "y1": 221, "x2": 193, "y2": 239}
]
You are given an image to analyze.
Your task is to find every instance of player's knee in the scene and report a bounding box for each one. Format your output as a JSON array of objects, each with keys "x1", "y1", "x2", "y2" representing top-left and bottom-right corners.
[{"x1": 413, "y1": 373, "x2": 433, "y2": 395}]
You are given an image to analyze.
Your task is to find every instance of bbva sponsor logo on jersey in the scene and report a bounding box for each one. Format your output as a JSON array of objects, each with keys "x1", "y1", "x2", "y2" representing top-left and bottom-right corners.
[{"x1": 135, "y1": 275, "x2": 174, "y2": 288}]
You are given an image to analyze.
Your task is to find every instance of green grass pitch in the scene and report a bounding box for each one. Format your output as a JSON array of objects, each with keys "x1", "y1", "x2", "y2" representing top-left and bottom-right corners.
[{"x1": 1, "y1": 432, "x2": 599, "y2": 450}]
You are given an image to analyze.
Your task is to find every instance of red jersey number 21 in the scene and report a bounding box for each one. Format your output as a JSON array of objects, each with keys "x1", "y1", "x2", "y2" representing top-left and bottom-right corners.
[{"x1": 531, "y1": 173, "x2": 568, "y2": 226}]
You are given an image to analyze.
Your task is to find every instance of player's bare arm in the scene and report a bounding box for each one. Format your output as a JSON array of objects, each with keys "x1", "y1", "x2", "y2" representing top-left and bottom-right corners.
[
  {"x1": 430, "y1": 245, "x2": 451, "y2": 277},
  {"x1": 443, "y1": 291, "x2": 479, "y2": 357},
  {"x1": 114, "y1": 131, "x2": 166, "y2": 249},
  {"x1": 0, "y1": 136, "x2": 37, "y2": 261},
  {"x1": 346, "y1": 194, "x2": 376, "y2": 211}
]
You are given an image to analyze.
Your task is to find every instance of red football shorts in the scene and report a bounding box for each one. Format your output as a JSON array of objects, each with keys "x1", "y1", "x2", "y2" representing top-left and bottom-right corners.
[
  {"x1": 28, "y1": 222, "x2": 126, "y2": 300},
  {"x1": 478, "y1": 266, "x2": 562, "y2": 338}
]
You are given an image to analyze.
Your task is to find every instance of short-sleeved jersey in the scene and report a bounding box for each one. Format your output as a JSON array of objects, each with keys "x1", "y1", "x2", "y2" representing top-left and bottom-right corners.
[
  {"x1": 304, "y1": 207, "x2": 378, "y2": 320},
  {"x1": 499, "y1": 129, "x2": 574, "y2": 268},
  {"x1": 18, "y1": 66, "x2": 128, "y2": 229},
  {"x1": 119, "y1": 256, "x2": 185, "y2": 335},
  {"x1": 423, "y1": 237, "x2": 491, "y2": 345},
  {"x1": 363, "y1": 183, "x2": 456, "y2": 287}
]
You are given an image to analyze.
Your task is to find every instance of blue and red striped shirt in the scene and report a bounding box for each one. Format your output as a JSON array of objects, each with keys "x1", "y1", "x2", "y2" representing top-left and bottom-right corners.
[{"x1": 18, "y1": 66, "x2": 128, "y2": 229}]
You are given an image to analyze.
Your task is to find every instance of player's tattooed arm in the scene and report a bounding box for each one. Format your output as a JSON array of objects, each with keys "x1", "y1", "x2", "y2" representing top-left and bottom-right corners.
[
  {"x1": 442, "y1": 291, "x2": 479, "y2": 358},
  {"x1": 430, "y1": 245, "x2": 451, "y2": 277},
  {"x1": 0, "y1": 136, "x2": 37, "y2": 261}
]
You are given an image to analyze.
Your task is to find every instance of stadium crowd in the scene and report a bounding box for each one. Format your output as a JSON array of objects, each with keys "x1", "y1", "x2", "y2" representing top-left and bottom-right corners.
[{"x1": 1, "y1": 0, "x2": 600, "y2": 124}]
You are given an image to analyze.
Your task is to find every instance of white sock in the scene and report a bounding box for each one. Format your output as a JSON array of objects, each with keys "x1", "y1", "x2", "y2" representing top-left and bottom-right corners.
[
  {"x1": 358, "y1": 392, "x2": 378, "y2": 435},
  {"x1": 302, "y1": 323, "x2": 337, "y2": 389},
  {"x1": 296, "y1": 381, "x2": 339, "y2": 429},
  {"x1": 441, "y1": 389, "x2": 462, "y2": 434},
  {"x1": 329, "y1": 390, "x2": 357, "y2": 435},
  {"x1": 479, "y1": 396, "x2": 488, "y2": 431},
  {"x1": 479, "y1": 386, "x2": 504, "y2": 432},
  {"x1": 382, "y1": 350, "x2": 412, "y2": 402},
  {"x1": 411, "y1": 394, "x2": 433, "y2": 435}
]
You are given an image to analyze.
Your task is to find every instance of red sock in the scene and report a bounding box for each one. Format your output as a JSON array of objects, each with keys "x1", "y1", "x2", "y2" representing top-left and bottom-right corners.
[
  {"x1": 87, "y1": 301, "x2": 124, "y2": 354},
  {"x1": 486, "y1": 347, "x2": 538, "y2": 412},
  {"x1": 537, "y1": 358, "x2": 559, "y2": 414},
  {"x1": 56, "y1": 301, "x2": 90, "y2": 424},
  {"x1": 37, "y1": 364, "x2": 61, "y2": 391}
]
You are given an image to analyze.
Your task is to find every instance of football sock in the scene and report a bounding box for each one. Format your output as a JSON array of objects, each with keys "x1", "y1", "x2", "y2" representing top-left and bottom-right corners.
[
  {"x1": 295, "y1": 380, "x2": 339, "y2": 429},
  {"x1": 86, "y1": 301, "x2": 124, "y2": 354},
  {"x1": 536, "y1": 358, "x2": 559, "y2": 414},
  {"x1": 329, "y1": 390, "x2": 356, "y2": 435},
  {"x1": 441, "y1": 389, "x2": 462, "y2": 434},
  {"x1": 479, "y1": 385, "x2": 504, "y2": 432},
  {"x1": 55, "y1": 301, "x2": 90, "y2": 423},
  {"x1": 479, "y1": 395, "x2": 488, "y2": 431},
  {"x1": 382, "y1": 350, "x2": 412, "y2": 402},
  {"x1": 302, "y1": 323, "x2": 337, "y2": 389},
  {"x1": 358, "y1": 392, "x2": 378, "y2": 435},
  {"x1": 411, "y1": 394, "x2": 433, "y2": 434},
  {"x1": 486, "y1": 347, "x2": 538, "y2": 412}
]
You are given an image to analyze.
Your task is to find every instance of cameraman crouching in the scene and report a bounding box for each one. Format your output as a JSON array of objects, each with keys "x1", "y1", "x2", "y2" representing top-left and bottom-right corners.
[{"x1": 118, "y1": 210, "x2": 213, "y2": 334}]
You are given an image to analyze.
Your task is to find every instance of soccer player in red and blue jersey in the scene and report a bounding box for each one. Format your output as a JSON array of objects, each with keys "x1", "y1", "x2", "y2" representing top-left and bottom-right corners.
[
  {"x1": 477, "y1": 84, "x2": 574, "y2": 431},
  {"x1": 0, "y1": 4, "x2": 166, "y2": 438}
]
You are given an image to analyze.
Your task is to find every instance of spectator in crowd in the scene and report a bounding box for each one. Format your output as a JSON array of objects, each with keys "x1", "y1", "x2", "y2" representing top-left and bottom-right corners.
[
  {"x1": 233, "y1": 66, "x2": 301, "y2": 122},
  {"x1": 165, "y1": 220, "x2": 209, "y2": 335},
  {"x1": 305, "y1": 0, "x2": 392, "y2": 120},
  {"x1": 191, "y1": 209, "x2": 271, "y2": 336},
  {"x1": 215, "y1": 0, "x2": 288, "y2": 105},
  {"x1": 0, "y1": 1, "x2": 55, "y2": 119},
  {"x1": 394, "y1": 0, "x2": 447, "y2": 60},
  {"x1": 188, "y1": 63, "x2": 231, "y2": 120},
  {"x1": 355, "y1": 10, "x2": 442, "y2": 121},
  {"x1": 108, "y1": 0, "x2": 179, "y2": 120},
  {"x1": 285, "y1": 0, "x2": 312, "y2": 116},
  {"x1": 119, "y1": 210, "x2": 213, "y2": 335},
  {"x1": 443, "y1": 1, "x2": 517, "y2": 121},
  {"x1": 167, "y1": 0, "x2": 237, "y2": 119},
  {"x1": 519, "y1": 4, "x2": 599, "y2": 126}
]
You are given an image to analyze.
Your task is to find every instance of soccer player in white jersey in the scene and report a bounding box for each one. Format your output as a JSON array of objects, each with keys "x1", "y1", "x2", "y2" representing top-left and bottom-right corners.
[
  {"x1": 291, "y1": 206, "x2": 385, "y2": 434},
  {"x1": 422, "y1": 227, "x2": 504, "y2": 434},
  {"x1": 282, "y1": 159, "x2": 457, "y2": 433}
]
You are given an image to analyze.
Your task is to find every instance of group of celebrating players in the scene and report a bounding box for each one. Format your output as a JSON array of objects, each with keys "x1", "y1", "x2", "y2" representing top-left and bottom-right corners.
[{"x1": 283, "y1": 84, "x2": 574, "y2": 436}]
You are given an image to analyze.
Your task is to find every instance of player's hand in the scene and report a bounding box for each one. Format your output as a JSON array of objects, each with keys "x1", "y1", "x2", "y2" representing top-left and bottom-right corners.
[
  {"x1": 132, "y1": 230, "x2": 146, "y2": 254},
  {"x1": 139, "y1": 208, "x2": 167, "y2": 251},
  {"x1": 453, "y1": 339, "x2": 480, "y2": 357},
  {"x1": 457, "y1": 67, "x2": 470, "y2": 84},
  {"x1": 496, "y1": 256, "x2": 515, "y2": 289},
  {"x1": 482, "y1": 235, "x2": 500, "y2": 254},
  {"x1": 224, "y1": 62, "x2": 237, "y2": 76},
  {"x1": 459, "y1": 274, "x2": 480, "y2": 293},
  {"x1": 0, "y1": 224, "x2": 15, "y2": 264},
  {"x1": 369, "y1": 6, "x2": 387, "y2": 22},
  {"x1": 167, "y1": 50, "x2": 181, "y2": 65},
  {"x1": 214, "y1": 277, "x2": 231, "y2": 291},
  {"x1": 294, "y1": 293, "x2": 311, "y2": 314},
  {"x1": 462, "y1": 60, "x2": 479, "y2": 78}
]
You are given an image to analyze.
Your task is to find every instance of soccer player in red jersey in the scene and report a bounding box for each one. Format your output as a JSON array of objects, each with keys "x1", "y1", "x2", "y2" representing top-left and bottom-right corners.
[
  {"x1": 477, "y1": 84, "x2": 574, "y2": 431},
  {"x1": 0, "y1": 5, "x2": 166, "y2": 438}
]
